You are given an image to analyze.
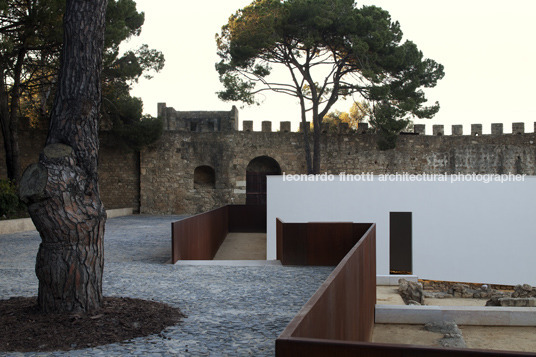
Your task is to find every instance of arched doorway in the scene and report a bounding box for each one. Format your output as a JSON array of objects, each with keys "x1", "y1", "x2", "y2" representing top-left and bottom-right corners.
[{"x1": 246, "y1": 156, "x2": 281, "y2": 205}]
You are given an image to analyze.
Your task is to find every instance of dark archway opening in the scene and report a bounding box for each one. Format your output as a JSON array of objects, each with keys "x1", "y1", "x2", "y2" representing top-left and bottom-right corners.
[
  {"x1": 246, "y1": 156, "x2": 281, "y2": 205},
  {"x1": 194, "y1": 165, "x2": 216, "y2": 189}
]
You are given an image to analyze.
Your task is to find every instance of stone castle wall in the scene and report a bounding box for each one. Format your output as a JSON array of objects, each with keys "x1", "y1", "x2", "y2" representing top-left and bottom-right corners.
[
  {"x1": 0, "y1": 130, "x2": 140, "y2": 211},
  {"x1": 140, "y1": 127, "x2": 536, "y2": 214},
  {"x1": 2, "y1": 115, "x2": 536, "y2": 214}
]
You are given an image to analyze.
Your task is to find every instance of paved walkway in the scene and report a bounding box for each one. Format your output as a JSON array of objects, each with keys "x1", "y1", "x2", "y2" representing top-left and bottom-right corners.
[
  {"x1": 213, "y1": 233, "x2": 267, "y2": 260},
  {"x1": 0, "y1": 215, "x2": 332, "y2": 356}
]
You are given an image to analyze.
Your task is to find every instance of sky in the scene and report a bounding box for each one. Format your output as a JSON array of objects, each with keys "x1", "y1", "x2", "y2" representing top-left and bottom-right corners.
[{"x1": 125, "y1": 0, "x2": 536, "y2": 134}]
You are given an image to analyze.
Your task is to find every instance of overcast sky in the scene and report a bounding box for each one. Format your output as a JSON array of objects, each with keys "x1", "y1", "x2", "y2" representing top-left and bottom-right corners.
[{"x1": 125, "y1": 0, "x2": 536, "y2": 134}]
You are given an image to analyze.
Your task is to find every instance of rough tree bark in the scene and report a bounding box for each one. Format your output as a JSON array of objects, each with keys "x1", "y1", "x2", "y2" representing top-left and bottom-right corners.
[{"x1": 19, "y1": 0, "x2": 108, "y2": 313}]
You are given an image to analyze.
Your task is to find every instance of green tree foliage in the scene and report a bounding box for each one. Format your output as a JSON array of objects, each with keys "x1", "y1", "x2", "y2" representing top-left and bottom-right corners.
[
  {"x1": 369, "y1": 101, "x2": 409, "y2": 150},
  {"x1": 0, "y1": 179, "x2": 25, "y2": 218},
  {"x1": 113, "y1": 115, "x2": 163, "y2": 152},
  {"x1": 107, "y1": 94, "x2": 163, "y2": 151},
  {"x1": 0, "y1": 0, "x2": 65, "y2": 183},
  {"x1": 0, "y1": 0, "x2": 164, "y2": 182},
  {"x1": 216, "y1": 0, "x2": 444, "y2": 173}
]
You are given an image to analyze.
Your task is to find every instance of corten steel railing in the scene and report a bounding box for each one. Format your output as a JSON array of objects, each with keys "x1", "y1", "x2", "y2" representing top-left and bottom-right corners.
[
  {"x1": 171, "y1": 204, "x2": 266, "y2": 263},
  {"x1": 276, "y1": 219, "x2": 373, "y2": 266},
  {"x1": 276, "y1": 222, "x2": 376, "y2": 354},
  {"x1": 276, "y1": 339, "x2": 536, "y2": 357},
  {"x1": 275, "y1": 222, "x2": 534, "y2": 357}
]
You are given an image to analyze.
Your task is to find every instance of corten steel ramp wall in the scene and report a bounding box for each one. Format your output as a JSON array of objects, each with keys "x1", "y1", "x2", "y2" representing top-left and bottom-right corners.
[
  {"x1": 171, "y1": 206, "x2": 228, "y2": 262},
  {"x1": 228, "y1": 205, "x2": 266, "y2": 232},
  {"x1": 276, "y1": 219, "x2": 373, "y2": 266},
  {"x1": 276, "y1": 223, "x2": 377, "y2": 354},
  {"x1": 171, "y1": 205, "x2": 266, "y2": 263},
  {"x1": 275, "y1": 340, "x2": 536, "y2": 357},
  {"x1": 275, "y1": 223, "x2": 534, "y2": 356}
]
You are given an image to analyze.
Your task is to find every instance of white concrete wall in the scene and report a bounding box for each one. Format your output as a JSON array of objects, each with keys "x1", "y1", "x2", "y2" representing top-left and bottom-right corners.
[{"x1": 267, "y1": 174, "x2": 536, "y2": 286}]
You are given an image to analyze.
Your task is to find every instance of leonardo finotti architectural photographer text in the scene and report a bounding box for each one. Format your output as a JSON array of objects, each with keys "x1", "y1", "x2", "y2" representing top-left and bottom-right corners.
[{"x1": 282, "y1": 172, "x2": 526, "y2": 184}]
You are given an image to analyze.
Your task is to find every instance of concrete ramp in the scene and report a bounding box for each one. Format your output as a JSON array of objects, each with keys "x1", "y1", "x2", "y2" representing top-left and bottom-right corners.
[{"x1": 213, "y1": 233, "x2": 266, "y2": 260}]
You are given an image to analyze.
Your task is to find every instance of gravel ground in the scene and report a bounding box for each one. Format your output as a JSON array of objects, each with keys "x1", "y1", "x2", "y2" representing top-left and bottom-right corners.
[{"x1": 0, "y1": 215, "x2": 333, "y2": 356}]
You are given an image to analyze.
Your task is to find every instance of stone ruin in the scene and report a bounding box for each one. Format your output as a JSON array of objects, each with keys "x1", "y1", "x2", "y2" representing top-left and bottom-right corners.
[{"x1": 398, "y1": 279, "x2": 536, "y2": 307}]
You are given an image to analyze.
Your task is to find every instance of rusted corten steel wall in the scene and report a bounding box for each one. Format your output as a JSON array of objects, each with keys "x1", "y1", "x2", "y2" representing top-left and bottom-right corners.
[
  {"x1": 171, "y1": 206, "x2": 228, "y2": 263},
  {"x1": 276, "y1": 219, "x2": 372, "y2": 266},
  {"x1": 171, "y1": 205, "x2": 267, "y2": 263},
  {"x1": 276, "y1": 223, "x2": 376, "y2": 350},
  {"x1": 228, "y1": 205, "x2": 266, "y2": 232},
  {"x1": 275, "y1": 339, "x2": 536, "y2": 357},
  {"x1": 275, "y1": 222, "x2": 534, "y2": 356}
]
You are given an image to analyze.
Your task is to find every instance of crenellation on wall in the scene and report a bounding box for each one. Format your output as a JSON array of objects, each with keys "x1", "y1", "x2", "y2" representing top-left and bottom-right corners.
[
  {"x1": 299, "y1": 121, "x2": 310, "y2": 132},
  {"x1": 158, "y1": 104, "x2": 536, "y2": 137},
  {"x1": 491, "y1": 123, "x2": 503, "y2": 135},
  {"x1": 471, "y1": 124, "x2": 483, "y2": 136},
  {"x1": 262, "y1": 121, "x2": 272, "y2": 132},
  {"x1": 242, "y1": 120, "x2": 253, "y2": 132},
  {"x1": 433, "y1": 125, "x2": 444, "y2": 136},
  {"x1": 4, "y1": 103, "x2": 536, "y2": 215},
  {"x1": 413, "y1": 124, "x2": 425, "y2": 135},
  {"x1": 513, "y1": 122, "x2": 525, "y2": 134},
  {"x1": 452, "y1": 125, "x2": 463, "y2": 136},
  {"x1": 280, "y1": 121, "x2": 291, "y2": 132}
]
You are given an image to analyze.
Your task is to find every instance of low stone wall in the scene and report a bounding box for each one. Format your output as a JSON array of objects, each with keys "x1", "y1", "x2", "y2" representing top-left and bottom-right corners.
[
  {"x1": 0, "y1": 208, "x2": 134, "y2": 235},
  {"x1": 375, "y1": 305, "x2": 536, "y2": 326}
]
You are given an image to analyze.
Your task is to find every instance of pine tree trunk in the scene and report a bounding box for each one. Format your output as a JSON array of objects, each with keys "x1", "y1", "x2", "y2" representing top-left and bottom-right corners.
[
  {"x1": 0, "y1": 66, "x2": 22, "y2": 184},
  {"x1": 19, "y1": 0, "x2": 108, "y2": 313},
  {"x1": 312, "y1": 112, "x2": 321, "y2": 174},
  {"x1": 298, "y1": 97, "x2": 313, "y2": 174}
]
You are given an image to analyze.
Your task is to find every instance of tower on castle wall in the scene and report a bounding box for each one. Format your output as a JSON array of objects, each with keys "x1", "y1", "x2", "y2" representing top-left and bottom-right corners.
[{"x1": 157, "y1": 103, "x2": 239, "y2": 132}]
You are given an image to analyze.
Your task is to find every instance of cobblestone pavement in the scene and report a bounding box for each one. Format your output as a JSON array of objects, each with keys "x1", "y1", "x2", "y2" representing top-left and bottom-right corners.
[{"x1": 0, "y1": 215, "x2": 333, "y2": 356}]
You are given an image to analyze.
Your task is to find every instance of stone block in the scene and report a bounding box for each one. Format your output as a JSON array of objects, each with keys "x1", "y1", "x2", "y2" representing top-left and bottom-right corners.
[
  {"x1": 243, "y1": 120, "x2": 253, "y2": 132},
  {"x1": 280, "y1": 121, "x2": 291, "y2": 132},
  {"x1": 157, "y1": 102, "x2": 167, "y2": 117},
  {"x1": 499, "y1": 298, "x2": 536, "y2": 307},
  {"x1": 413, "y1": 124, "x2": 425, "y2": 135},
  {"x1": 471, "y1": 124, "x2": 482, "y2": 136},
  {"x1": 512, "y1": 122, "x2": 525, "y2": 134},
  {"x1": 262, "y1": 121, "x2": 272, "y2": 132},
  {"x1": 300, "y1": 121, "x2": 311, "y2": 132},
  {"x1": 398, "y1": 278, "x2": 424, "y2": 304},
  {"x1": 433, "y1": 125, "x2": 444, "y2": 136},
  {"x1": 491, "y1": 123, "x2": 503, "y2": 135},
  {"x1": 375, "y1": 305, "x2": 536, "y2": 326},
  {"x1": 338, "y1": 122, "x2": 349, "y2": 133},
  {"x1": 452, "y1": 125, "x2": 463, "y2": 136}
]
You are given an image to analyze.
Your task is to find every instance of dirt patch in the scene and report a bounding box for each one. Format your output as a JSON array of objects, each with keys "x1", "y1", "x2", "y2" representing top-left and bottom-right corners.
[
  {"x1": 0, "y1": 296, "x2": 185, "y2": 353},
  {"x1": 372, "y1": 324, "x2": 443, "y2": 347},
  {"x1": 461, "y1": 326, "x2": 536, "y2": 352}
]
